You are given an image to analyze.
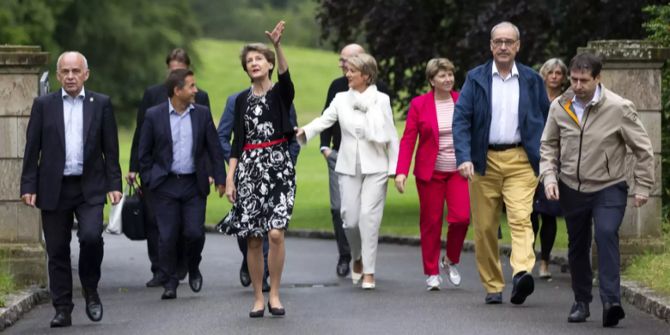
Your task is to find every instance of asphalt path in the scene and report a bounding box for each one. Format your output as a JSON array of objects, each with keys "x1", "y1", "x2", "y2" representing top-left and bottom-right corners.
[{"x1": 6, "y1": 232, "x2": 669, "y2": 334}]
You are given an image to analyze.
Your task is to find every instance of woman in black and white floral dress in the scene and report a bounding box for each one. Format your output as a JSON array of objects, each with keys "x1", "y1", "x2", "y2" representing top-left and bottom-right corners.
[{"x1": 219, "y1": 21, "x2": 295, "y2": 318}]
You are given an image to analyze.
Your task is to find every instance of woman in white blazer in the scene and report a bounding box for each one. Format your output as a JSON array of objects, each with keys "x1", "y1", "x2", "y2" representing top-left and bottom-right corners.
[{"x1": 297, "y1": 53, "x2": 398, "y2": 289}]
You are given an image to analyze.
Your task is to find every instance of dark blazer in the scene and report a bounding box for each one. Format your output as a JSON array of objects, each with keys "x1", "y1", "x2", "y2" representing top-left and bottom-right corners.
[
  {"x1": 129, "y1": 83, "x2": 210, "y2": 172},
  {"x1": 20, "y1": 90, "x2": 122, "y2": 210},
  {"x1": 138, "y1": 102, "x2": 226, "y2": 196},
  {"x1": 452, "y1": 60, "x2": 550, "y2": 176}
]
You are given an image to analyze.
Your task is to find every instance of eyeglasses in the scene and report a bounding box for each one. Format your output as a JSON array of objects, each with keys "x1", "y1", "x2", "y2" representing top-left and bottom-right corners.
[{"x1": 491, "y1": 39, "x2": 518, "y2": 48}]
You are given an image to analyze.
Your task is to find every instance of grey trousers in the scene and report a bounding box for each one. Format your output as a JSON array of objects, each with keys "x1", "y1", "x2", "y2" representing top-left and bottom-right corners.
[{"x1": 326, "y1": 150, "x2": 351, "y2": 260}]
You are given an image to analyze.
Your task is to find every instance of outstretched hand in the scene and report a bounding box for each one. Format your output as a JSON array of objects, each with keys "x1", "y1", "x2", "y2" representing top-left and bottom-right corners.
[{"x1": 265, "y1": 20, "x2": 286, "y2": 46}]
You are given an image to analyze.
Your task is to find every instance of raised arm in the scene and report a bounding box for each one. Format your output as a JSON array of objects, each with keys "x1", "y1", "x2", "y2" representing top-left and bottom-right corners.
[{"x1": 266, "y1": 21, "x2": 287, "y2": 75}]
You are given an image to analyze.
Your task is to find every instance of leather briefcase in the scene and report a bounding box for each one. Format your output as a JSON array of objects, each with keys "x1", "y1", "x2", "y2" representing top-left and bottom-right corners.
[{"x1": 122, "y1": 182, "x2": 146, "y2": 240}]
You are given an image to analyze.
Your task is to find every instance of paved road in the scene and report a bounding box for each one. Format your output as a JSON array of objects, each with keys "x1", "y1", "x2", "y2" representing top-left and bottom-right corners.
[{"x1": 6, "y1": 232, "x2": 669, "y2": 334}]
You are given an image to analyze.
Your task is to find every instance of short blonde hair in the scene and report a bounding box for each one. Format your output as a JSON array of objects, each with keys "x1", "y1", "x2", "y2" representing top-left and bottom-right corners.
[
  {"x1": 240, "y1": 43, "x2": 276, "y2": 79},
  {"x1": 346, "y1": 53, "x2": 378, "y2": 86},
  {"x1": 425, "y1": 58, "x2": 455, "y2": 82},
  {"x1": 539, "y1": 58, "x2": 568, "y2": 80}
]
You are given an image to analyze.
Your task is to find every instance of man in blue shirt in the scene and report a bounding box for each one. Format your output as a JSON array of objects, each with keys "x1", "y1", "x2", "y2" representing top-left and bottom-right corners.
[{"x1": 453, "y1": 21, "x2": 550, "y2": 306}]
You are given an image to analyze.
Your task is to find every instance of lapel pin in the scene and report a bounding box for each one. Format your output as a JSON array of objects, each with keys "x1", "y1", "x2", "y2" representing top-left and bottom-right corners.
[{"x1": 90, "y1": 97, "x2": 94, "y2": 102}]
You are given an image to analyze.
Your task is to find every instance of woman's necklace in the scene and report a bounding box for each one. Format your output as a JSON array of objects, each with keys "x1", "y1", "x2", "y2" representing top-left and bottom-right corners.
[{"x1": 251, "y1": 82, "x2": 272, "y2": 97}]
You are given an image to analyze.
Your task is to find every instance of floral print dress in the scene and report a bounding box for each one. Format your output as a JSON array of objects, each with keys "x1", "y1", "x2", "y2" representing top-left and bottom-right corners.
[{"x1": 219, "y1": 90, "x2": 296, "y2": 238}]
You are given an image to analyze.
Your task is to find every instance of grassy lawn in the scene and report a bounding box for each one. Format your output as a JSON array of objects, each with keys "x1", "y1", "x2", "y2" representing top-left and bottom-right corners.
[
  {"x1": 0, "y1": 262, "x2": 15, "y2": 307},
  {"x1": 623, "y1": 228, "x2": 670, "y2": 295},
  {"x1": 109, "y1": 38, "x2": 569, "y2": 252}
]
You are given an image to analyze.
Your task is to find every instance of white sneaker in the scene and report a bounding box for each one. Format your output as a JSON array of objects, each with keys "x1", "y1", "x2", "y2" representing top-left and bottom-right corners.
[
  {"x1": 447, "y1": 264, "x2": 461, "y2": 287},
  {"x1": 426, "y1": 275, "x2": 442, "y2": 291}
]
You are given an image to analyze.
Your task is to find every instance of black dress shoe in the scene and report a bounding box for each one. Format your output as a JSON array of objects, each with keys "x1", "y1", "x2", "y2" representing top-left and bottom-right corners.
[
  {"x1": 50, "y1": 309, "x2": 72, "y2": 328},
  {"x1": 146, "y1": 275, "x2": 165, "y2": 288},
  {"x1": 262, "y1": 277, "x2": 271, "y2": 292},
  {"x1": 602, "y1": 302, "x2": 625, "y2": 327},
  {"x1": 161, "y1": 288, "x2": 177, "y2": 300},
  {"x1": 567, "y1": 301, "x2": 590, "y2": 323},
  {"x1": 83, "y1": 289, "x2": 103, "y2": 322},
  {"x1": 189, "y1": 270, "x2": 203, "y2": 293},
  {"x1": 485, "y1": 292, "x2": 503, "y2": 304},
  {"x1": 510, "y1": 271, "x2": 534, "y2": 305},
  {"x1": 336, "y1": 258, "x2": 350, "y2": 277},
  {"x1": 268, "y1": 301, "x2": 285, "y2": 316},
  {"x1": 249, "y1": 307, "x2": 264, "y2": 318},
  {"x1": 239, "y1": 265, "x2": 251, "y2": 287}
]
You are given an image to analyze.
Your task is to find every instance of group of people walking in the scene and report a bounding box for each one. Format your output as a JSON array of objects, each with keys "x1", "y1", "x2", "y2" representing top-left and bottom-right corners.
[{"x1": 18, "y1": 19, "x2": 654, "y2": 329}]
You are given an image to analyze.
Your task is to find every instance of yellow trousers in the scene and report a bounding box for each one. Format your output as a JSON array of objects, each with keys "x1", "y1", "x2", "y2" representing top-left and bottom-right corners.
[{"x1": 470, "y1": 147, "x2": 538, "y2": 293}]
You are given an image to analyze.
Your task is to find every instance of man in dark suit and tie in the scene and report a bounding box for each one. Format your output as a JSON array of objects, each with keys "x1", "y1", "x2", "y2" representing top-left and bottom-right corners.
[
  {"x1": 20, "y1": 51, "x2": 122, "y2": 327},
  {"x1": 128, "y1": 48, "x2": 212, "y2": 287},
  {"x1": 138, "y1": 68, "x2": 226, "y2": 299}
]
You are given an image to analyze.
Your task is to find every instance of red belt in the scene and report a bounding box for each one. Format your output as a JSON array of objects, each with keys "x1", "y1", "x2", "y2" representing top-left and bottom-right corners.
[{"x1": 243, "y1": 138, "x2": 288, "y2": 151}]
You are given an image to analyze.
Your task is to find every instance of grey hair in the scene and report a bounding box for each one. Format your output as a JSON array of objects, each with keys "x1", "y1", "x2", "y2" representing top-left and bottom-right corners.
[
  {"x1": 490, "y1": 21, "x2": 520, "y2": 40},
  {"x1": 539, "y1": 58, "x2": 568, "y2": 79},
  {"x1": 57, "y1": 51, "x2": 89, "y2": 70}
]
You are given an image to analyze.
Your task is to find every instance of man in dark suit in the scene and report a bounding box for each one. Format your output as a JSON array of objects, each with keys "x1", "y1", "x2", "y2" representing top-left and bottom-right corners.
[
  {"x1": 217, "y1": 90, "x2": 300, "y2": 292},
  {"x1": 20, "y1": 51, "x2": 122, "y2": 327},
  {"x1": 138, "y1": 68, "x2": 226, "y2": 299},
  {"x1": 321, "y1": 43, "x2": 393, "y2": 277},
  {"x1": 128, "y1": 48, "x2": 211, "y2": 287}
]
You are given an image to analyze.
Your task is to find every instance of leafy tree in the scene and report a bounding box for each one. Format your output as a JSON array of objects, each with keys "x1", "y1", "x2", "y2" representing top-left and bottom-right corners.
[
  {"x1": 1, "y1": 0, "x2": 200, "y2": 124},
  {"x1": 0, "y1": 0, "x2": 70, "y2": 51},
  {"x1": 53, "y1": 0, "x2": 200, "y2": 123},
  {"x1": 643, "y1": 4, "x2": 670, "y2": 219},
  {"x1": 316, "y1": 0, "x2": 666, "y2": 114}
]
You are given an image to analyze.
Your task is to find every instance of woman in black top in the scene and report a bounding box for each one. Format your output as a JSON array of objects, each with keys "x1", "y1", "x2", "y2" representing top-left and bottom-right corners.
[{"x1": 219, "y1": 21, "x2": 295, "y2": 318}]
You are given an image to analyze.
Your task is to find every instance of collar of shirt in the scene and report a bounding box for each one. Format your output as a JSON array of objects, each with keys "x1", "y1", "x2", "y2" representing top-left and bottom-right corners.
[
  {"x1": 571, "y1": 84, "x2": 602, "y2": 109},
  {"x1": 61, "y1": 87, "x2": 85, "y2": 101},
  {"x1": 492, "y1": 62, "x2": 519, "y2": 81},
  {"x1": 168, "y1": 98, "x2": 194, "y2": 116}
]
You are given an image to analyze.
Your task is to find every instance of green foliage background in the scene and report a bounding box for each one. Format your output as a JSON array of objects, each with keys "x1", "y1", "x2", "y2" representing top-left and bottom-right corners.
[
  {"x1": 0, "y1": 0, "x2": 200, "y2": 125},
  {"x1": 643, "y1": 4, "x2": 670, "y2": 220}
]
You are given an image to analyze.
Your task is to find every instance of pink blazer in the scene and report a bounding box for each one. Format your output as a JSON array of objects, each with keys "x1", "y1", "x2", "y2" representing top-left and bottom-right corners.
[{"x1": 396, "y1": 90, "x2": 459, "y2": 181}]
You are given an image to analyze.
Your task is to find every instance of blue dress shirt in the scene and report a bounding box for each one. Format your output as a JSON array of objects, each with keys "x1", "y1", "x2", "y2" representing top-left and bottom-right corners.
[
  {"x1": 168, "y1": 99, "x2": 195, "y2": 174},
  {"x1": 62, "y1": 88, "x2": 85, "y2": 176}
]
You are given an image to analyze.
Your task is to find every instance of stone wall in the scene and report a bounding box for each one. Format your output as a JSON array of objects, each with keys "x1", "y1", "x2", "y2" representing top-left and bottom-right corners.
[{"x1": 0, "y1": 46, "x2": 48, "y2": 286}]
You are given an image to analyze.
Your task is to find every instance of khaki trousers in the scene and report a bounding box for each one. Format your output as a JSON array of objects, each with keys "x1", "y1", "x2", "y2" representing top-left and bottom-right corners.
[{"x1": 470, "y1": 147, "x2": 537, "y2": 293}]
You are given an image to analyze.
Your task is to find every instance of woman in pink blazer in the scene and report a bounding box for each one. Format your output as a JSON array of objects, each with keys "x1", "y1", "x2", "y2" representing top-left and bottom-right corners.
[{"x1": 395, "y1": 58, "x2": 470, "y2": 291}]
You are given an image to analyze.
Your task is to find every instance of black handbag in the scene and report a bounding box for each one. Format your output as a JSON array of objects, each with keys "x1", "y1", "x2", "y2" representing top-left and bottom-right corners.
[{"x1": 122, "y1": 182, "x2": 146, "y2": 240}]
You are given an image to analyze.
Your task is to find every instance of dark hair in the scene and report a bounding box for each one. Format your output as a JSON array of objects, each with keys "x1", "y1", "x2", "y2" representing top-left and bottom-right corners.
[
  {"x1": 240, "y1": 43, "x2": 276, "y2": 79},
  {"x1": 165, "y1": 69, "x2": 194, "y2": 97},
  {"x1": 166, "y1": 48, "x2": 191, "y2": 67},
  {"x1": 569, "y1": 53, "x2": 602, "y2": 78}
]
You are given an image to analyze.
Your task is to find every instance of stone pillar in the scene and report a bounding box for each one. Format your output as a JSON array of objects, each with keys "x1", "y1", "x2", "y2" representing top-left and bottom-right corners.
[
  {"x1": 0, "y1": 46, "x2": 49, "y2": 286},
  {"x1": 578, "y1": 40, "x2": 669, "y2": 265}
]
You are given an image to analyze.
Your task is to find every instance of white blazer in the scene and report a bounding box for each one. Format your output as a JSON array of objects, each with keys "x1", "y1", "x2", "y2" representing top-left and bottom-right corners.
[{"x1": 300, "y1": 85, "x2": 398, "y2": 176}]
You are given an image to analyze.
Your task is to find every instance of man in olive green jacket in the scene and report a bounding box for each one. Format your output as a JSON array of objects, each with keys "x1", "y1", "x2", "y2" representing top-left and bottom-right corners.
[{"x1": 539, "y1": 53, "x2": 654, "y2": 328}]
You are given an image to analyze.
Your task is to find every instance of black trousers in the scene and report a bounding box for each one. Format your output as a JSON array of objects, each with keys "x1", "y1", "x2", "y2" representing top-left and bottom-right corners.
[
  {"x1": 152, "y1": 175, "x2": 206, "y2": 290},
  {"x1": 531, "y1": 212, "x2": 557, "y2": 261},
  {"x1": 237, "y1": 236, "x2": 269, "y2": 279},
  {"x1": 41, "y1": 176, "x2": 104, "y2": 311},
  {"x1": 143, "y1": 187, "x2": 187, "y2": 277},
  {"x1": 559, "y1": 181, "x2": 627, "y2": 304}
]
